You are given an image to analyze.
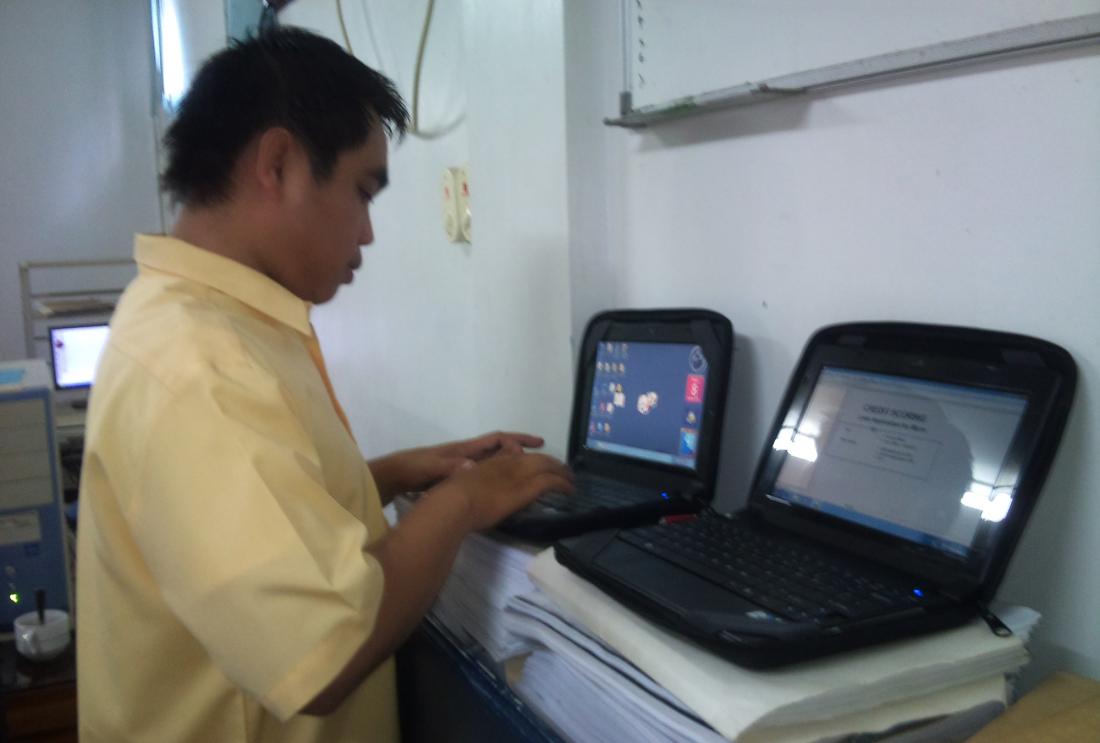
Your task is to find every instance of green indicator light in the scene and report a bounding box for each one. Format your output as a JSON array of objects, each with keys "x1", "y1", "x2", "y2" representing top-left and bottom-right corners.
[{"x1": 8, "y1": 593, "x2": 19, "y2": 604}]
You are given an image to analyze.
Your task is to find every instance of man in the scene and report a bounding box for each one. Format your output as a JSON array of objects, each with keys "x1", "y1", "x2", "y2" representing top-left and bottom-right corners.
[{"x1": 76, "y1": 27, "x2": 572, "y2": 742}]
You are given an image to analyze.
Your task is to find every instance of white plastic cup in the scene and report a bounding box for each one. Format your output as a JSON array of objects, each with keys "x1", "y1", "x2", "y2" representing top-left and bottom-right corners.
[{"x1": 13, "y1": 609, "x2": 71, "y2": 662}]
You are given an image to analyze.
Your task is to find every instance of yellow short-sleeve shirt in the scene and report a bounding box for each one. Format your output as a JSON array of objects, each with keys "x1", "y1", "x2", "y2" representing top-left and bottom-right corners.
[{"x1": 76, "y1": 234, "x2": 398, "y2": 743}]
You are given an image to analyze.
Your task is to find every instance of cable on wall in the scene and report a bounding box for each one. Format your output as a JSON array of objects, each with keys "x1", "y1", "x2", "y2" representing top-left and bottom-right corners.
[
  {"x1": 336, "y1": 0, "x2": 456, "y2": 140},
  {"x1": 409, "y1": 0, "x2": 436, "y2": 137},
  {"x1": 335, "y1": 0, "x2": 354, "y2": 53}
]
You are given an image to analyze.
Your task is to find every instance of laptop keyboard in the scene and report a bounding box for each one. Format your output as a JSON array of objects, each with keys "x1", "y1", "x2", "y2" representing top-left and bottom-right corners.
[
  {"x1": 530, "y1": 474, "x2": 666, "y2": 514},
  {"x1": 619, "y1": 515, "x2": 932, "y2": 624}
]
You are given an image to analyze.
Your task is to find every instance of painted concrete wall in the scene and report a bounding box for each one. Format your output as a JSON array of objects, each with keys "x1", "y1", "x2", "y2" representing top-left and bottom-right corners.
[
  {"x1": 282, "y1": 0, "x2": 574, "y2": 458},
  {"x1": 565, "y1": 0, "x2": 1100, "y2": 691}
]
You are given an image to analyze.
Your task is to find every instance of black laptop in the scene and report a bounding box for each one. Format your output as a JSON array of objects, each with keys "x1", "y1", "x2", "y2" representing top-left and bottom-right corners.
[
  {"x1": 497, "y1": 308, "x2": 733, "y2": 542},
  {"x1": 555, "y1": 322, "x2": 1076, "y2": 667}
]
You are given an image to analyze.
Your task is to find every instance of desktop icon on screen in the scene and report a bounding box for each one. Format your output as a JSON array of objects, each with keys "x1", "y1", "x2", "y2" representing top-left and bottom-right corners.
[{"x1": 685, "y1": 374, "x2": 705, "y2": 403}]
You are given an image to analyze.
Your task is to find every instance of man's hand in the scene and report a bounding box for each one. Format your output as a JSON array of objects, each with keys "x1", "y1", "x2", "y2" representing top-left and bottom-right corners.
[
  {"x1": 368, "y1": 431, "x2": 546, "y2": 503},
  {"x1": 302, "y1": 447, "x2": 570, "y2": 716},
  {"x1": 432, "y1": 451, "x2": 574, "y2": 532}
]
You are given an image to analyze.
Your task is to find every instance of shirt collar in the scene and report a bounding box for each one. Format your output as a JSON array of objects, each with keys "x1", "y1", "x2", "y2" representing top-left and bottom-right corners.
[{"x1": 134, "y1": 234, "x2": 313, "y2": 337}]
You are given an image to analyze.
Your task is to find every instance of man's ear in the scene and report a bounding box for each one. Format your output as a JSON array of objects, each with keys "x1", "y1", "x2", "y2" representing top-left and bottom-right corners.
[{"x1": 253, "y1": 127, "x2": 296, "y2": 197}]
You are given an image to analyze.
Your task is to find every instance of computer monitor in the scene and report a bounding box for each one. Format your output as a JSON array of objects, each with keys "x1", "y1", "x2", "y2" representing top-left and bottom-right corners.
[{"x1": 48, "y1": 323, "x2": 109, "y2": 390}]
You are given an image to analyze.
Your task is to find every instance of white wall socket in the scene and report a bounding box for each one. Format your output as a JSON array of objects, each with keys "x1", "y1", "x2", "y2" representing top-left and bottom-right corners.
[
  {"x1": 441, "y1": 167, "x2": 462, "y2": 243},
  {"x1": 455, "y1": 166, "x2": 471, "y2": 242}
]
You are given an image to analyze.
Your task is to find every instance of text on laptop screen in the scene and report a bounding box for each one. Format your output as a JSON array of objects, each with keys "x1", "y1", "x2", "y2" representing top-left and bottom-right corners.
[
  {"x1": 50, "y1": 324, "x2": 110, "y2": 389},
  {"x1": 585, "y1": 341, "x2": 709, "y2": 469},
  {"x1": 770, "y1": 367, "x2": 1028, "y2": 559}
]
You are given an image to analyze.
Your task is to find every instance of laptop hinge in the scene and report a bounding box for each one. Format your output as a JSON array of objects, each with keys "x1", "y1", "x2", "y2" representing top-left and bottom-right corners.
[{"x1": 687, "y1": 485, "x2": 712, "y2": 508}]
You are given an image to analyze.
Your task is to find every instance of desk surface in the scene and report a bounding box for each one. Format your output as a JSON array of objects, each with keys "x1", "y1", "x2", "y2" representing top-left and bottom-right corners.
[
  {"x1": 968, "y1": 671, "x2": 1100, "y2": 742},
  {"x1": 1, "y1": 639, "x2": 75, "y2": 693},
  {"x1": 1, "y1": 639, "x2": 78, "y2": 743}
]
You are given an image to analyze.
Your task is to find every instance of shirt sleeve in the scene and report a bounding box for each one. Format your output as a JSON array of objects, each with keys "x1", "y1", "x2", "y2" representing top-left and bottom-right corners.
[{"x1": 125, "y1": 357, "x2": 385, "y2": 721}]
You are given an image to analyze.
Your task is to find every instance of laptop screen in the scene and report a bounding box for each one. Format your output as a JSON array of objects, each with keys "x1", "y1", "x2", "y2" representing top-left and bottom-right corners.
[
  {"x1": 49, "y1": 323, "x2": 110, "y2": 389},
  {"x1": 584, "y1": 341, "x2": 709, "y2": 469},
  {"x1": 769, "y1": 367, "x2": 1028, "y2": 559}
]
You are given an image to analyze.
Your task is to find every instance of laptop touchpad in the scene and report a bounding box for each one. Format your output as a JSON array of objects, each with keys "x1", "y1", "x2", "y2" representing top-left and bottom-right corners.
[{"x1": 595, "y1": 539, "x2": 757, "y2": 615}]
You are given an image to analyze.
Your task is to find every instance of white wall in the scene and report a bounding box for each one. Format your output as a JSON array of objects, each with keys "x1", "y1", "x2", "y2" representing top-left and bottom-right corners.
[
  {"x1": 0, "y1": 0, "x2": 163, "y2": 361},
  {"x1": 282, "y1": 0, "x2": 574, "y2": 457},
  {"x1": 0, "y1": 0, "x2": 574, "y2": 445},
  {"x1": 566, "y1": 2, "x2": 1100, "y2": 691}
]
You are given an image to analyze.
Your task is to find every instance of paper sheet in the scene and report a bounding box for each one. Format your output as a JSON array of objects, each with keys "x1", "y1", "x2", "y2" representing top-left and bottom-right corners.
[
  {"x1": 528, "y1": 548, "x2": 1031, "y2": 740},
  {"x1": 506, "y1": 591, "x2": 729, "y2": 743},
  {"x1": 432, "y1": 529, "x2": 543, "y2": 658},
  {"x1": 738, "y1": 675, "x2": 1005, "y2": 743}
]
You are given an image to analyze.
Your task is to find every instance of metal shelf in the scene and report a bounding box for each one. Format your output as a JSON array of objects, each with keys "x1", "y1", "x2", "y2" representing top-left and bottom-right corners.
[
  {"x1": 19, "y1": 258, "x2": 135, "y2": 359},
  {"x1": 607, "y1": 13, "x2": 1100, "y2": 129}
]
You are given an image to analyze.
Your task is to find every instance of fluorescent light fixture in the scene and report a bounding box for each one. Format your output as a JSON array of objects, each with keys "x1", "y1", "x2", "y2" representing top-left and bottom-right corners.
[
  {"x1": 157, "y1": 0, "x2": 187, "y2": 108},
  {"x1": 772, "y1": 427, "x2": 818, "y2": 462},
  {"x1": 789, "y1": 434, "x2": 818, "y2": 463},
  {"x1": 982, "y1": 491, "x2": 1013, "y2": 523},
  {"x1": 772, "y1": 427, "x2": 795, "y2": 451},
  {"x1": 960, "y1": 483, "x2": 1012, "y2": 522}
]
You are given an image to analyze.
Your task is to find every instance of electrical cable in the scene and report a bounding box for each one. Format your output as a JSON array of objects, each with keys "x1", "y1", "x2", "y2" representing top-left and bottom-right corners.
[
  {"x1": 337, "y1": 0, "x2": 457, "y2": 140},
  {"x1": 259, "y1": 6, "x2": 279, "y2": 35},
  {"x1": 334, "y1": 0, "x2": 352, "y2": 53},
  {"x1": 409, "y1": 0, "x2": 437, "y2": 137}
]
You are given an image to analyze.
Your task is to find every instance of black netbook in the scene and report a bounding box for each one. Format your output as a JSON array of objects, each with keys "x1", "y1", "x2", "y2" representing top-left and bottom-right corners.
[
  {"x1": 497, "y1": 308, "x2": 733, "y2": 542},
  {"x1": 555, "y1": 322, "x2": 1076, "y2": 667}
]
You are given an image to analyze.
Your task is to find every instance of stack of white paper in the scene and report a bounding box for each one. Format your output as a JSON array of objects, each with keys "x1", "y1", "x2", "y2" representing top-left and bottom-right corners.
[
  {"x1": 525, "y1": 548, "x2": 1037, "y2": 742},
  {"x1": 431, "y1": 529, "x2": 543, "y2": 660},
  {"x1": 393, "y1": 497, "x2": 544, "y2": 660},
  {"x1": 505, "y1": 590, "x2": 729, "y2": 743}
]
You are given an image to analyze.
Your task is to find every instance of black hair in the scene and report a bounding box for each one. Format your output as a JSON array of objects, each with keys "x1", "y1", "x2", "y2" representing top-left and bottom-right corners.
[{"x1": 161, "y1": 26, "x2": 408, "y2": 206}]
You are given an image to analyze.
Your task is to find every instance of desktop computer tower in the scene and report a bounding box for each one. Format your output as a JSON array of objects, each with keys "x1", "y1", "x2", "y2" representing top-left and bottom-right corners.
[{"x1": 0, "y1": 360, "x2": 74, "y2": 630}]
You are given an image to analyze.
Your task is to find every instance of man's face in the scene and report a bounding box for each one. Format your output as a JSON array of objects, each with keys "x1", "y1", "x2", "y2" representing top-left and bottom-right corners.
[{"x1": 273, "y1": 125, "x2": 389, "y2": 304}]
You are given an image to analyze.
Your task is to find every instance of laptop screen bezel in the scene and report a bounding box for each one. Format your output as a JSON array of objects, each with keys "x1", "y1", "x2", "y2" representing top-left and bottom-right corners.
[
  {"x1": 567, "y1": 310, "x2": 733, "y2": 497},
  {"x1": 747, "y1": 330, "x2": 1068, "y2": 597}
]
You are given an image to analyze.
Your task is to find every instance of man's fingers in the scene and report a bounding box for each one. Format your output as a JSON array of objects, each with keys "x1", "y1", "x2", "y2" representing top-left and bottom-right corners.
[
  {"x1": 498, "y1": 439, "x2": 525, "y2": 455},
  {"x1": 455, "y1": 431, "x2": 546, "y2": 462},
  {"x1": 461, "y1": 433, "x2": 507, "y2": 460},
  {"x1": 517, "y1": 453, "x2": 572, "y2": 477},
  {"x1": 534, "y1": 472, "x2": 575, "y2": 496},
  {"x1": 517, "y1": 454, "x2": 573, "y2": 493},
  {"x1": 501, "y1": 432, "x2": 544, "y2": 449}
]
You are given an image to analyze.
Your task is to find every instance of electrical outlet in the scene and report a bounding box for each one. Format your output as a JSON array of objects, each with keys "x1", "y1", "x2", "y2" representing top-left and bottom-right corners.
[
  {"x1": 455, "y1": 166, "x2": 471, "y2": 243},
  {"x1": 441, "y1": 167, "x2": 461, "y2": 242}
]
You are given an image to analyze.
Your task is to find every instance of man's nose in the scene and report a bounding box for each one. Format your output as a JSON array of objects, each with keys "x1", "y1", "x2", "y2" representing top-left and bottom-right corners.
[{"x1": 359, "y1": 210, "x2": 374, "y2": 246}]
